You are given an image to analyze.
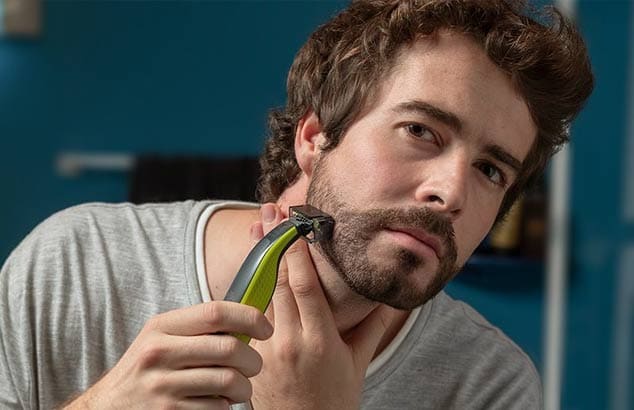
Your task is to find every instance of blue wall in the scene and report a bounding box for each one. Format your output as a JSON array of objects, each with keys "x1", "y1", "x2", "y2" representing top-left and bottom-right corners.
[
  {"x1": 1, "y1": 1, "x2": 631, "y2": 409},
  {"x1": 565, "y1": 1, "x2": 633, "y2": 409},
  {"x1": 0, "y1": 0, "x2": 346, "y2": 260}
]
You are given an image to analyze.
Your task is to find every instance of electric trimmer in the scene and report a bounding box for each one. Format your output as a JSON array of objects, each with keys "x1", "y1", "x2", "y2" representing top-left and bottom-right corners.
[{"x1": 224, "y1": 205, "x2": 334, "y2": 343}]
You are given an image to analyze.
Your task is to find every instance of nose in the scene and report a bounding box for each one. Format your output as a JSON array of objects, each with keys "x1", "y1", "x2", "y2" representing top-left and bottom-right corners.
[{"x1": 414, "y1": 153, "x2": 468, "y2": 220}]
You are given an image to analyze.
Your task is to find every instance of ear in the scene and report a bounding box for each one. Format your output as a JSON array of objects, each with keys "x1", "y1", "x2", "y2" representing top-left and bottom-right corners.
[{"x1": 294, "y1": 110, "x2": 325, "y2": 178}]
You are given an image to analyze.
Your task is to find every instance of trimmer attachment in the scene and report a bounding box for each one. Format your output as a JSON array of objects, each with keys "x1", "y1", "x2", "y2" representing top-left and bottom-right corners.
[{"x1": 224, "y1": 205, "x2": 334, "y2": 342}]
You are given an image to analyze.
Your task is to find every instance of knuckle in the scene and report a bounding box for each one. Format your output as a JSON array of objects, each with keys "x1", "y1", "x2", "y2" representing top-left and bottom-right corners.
[
  {"x1": 217, "y1": 335, "x2": 241, "y2": 359},
  {"x1": 276, "y1": 336, "x2": 299, "y2": 362},
  {"x1": 289, "y1": 275, "x2": 315, "y2": 298},
  {"x1": 253, "y1": 311, "x2": 271, "y2": 333},
  {"x1": 228, "y1": 372, "x2": 252, "y2": 403},
  {"x1": 217, "y1": 399, "x2": 231, "y2": 410},
  {"x1": 246, "y1": 307, "x2": 261, "y2": 326},
  {"x1": 307, "y1": 337, "x2": 328, "y2": 357},
  {"x1": 275, "y1": 271, "x2": 290, "y2": 290},
  {"x1": 144, "y1": 371, "x2": 170, "y2": 396},
  {"x1": 137, "y1": 342, "x2": 168, "y2": 369},
  {"x1": 202, "y1": 302, "x2": 225, "y2": 327},
  {"x1": 241, "y1": 307, "x2": 268, "y2": 338},
  {"x1": 218, "y1": 368, "x2": 240, "y2": 390},
  {"x1": 284, "y1": 243, "x2": 303, "y2": 258},
  {"x1": 209, "y1": 398, "x2": 230, "y2": 410},
  {"x1": 156, "y1": 398, "x2": 177, "y2": 410},
  {"x1": 144, "y1": 315, "x2": 163, "y2": 332}
]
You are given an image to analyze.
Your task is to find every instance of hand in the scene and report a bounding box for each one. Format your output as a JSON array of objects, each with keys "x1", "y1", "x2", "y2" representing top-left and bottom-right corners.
[
  {"x1": 64, "y1": 301, "x2": 273, "y2": 409},
  {"x1": 249, "y1": 203, "x2": 395, "y2": 410}
]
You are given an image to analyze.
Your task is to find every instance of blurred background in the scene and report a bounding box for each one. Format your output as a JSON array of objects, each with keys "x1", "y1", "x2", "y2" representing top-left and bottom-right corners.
[{"x1": 0, "y1": 0, "x2": 631, "y2": 409}]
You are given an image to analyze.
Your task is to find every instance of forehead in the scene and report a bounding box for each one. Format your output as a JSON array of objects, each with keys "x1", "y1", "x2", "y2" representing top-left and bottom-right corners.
[{"x1": 374, "y1": 31, "x2": 537, "y2": 162}]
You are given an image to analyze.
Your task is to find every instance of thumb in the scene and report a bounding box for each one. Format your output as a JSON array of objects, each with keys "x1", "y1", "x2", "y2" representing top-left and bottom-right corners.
[{"x1": 346, "y1": 305, "x2": 400, "y2": 371}]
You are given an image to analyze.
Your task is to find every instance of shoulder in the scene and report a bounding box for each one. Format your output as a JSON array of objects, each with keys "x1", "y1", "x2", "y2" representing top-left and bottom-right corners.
[
  {"x1": 35, "y1": 201, "x2": 202, "y2": 233},
  {"x1": 1, "y1": 200, "x2": 209, "y2": 291},
  {"x1": 431, "y1": 291, "x2": 535, "y2": 359},
  {"x1": 363, "y1": 292, "x2": 542, "y2": 408},
  {"x1": 0, "y1": 201, "x2": 207, "y2": 408},
  {"x1": 13, "y1": 201, "x2": 203, "y2": 250}
]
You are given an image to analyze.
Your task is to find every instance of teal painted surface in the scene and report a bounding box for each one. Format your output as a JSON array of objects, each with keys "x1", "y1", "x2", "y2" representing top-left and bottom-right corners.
[
  {"x1": 562, "y1": 1, "x2": 633, "y2": 409},
  {"x1": 0, "y1": 1, "x2": 346, "y2": 260}
]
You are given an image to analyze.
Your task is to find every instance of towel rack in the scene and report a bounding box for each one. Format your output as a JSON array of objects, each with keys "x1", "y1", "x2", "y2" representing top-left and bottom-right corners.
[{"x1": 56, "y1": 152, "x2": 134, "y2": 177}]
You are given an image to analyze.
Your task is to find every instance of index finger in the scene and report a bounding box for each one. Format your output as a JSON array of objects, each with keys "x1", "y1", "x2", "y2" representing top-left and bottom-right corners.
[
  {"x1": 284, "y1": 239, "x2": 337, "y2": 335},
  {"x1": 148, "y1": 301, "x2": 273, "y2": 341}
]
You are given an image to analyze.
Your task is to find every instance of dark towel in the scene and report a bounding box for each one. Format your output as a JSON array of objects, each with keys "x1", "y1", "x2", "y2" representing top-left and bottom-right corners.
[{"x1": 128, "y1": 155, "x2": 260, "y2": 203}]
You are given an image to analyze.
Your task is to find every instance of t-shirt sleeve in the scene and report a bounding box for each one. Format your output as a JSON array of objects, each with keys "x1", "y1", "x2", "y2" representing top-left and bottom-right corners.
[
  {"x1": 466, "y1": 343, "x2": 542, "y2": 409},
  {"x1": 0, "y1": 207, "x2": 111, "y2": 408},
  {"x1": 0, "y1": 255, "x2": 23, "y2": 408},
  {"x1": 0, "y1": 201, "x2": 201, "y2": 409},
  {"x1": 495, "y1": 360, "x2": 542, "y2": 409},
  {"x1": 457, "y1": 303, "x2": 543, "y2": 410},
  {"x1": 0, "y1": 218, "x2": 54, "y2": 408}
]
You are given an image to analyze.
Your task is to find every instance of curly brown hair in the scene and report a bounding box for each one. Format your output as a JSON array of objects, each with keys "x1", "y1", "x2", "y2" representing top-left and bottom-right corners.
[{"x1": 256, "y1": 0, "x2": 594, "y2": 219}]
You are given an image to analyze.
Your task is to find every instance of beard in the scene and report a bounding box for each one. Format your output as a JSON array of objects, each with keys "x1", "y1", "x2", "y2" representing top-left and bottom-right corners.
[{"x1": 306, "y1": 159, "x2": 461, "y2": 310}]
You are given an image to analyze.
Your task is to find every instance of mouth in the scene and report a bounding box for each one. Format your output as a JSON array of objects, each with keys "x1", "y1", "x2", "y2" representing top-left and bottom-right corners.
[{"x1": 384, "y1": 227, "x2": 443, "y2": 259}]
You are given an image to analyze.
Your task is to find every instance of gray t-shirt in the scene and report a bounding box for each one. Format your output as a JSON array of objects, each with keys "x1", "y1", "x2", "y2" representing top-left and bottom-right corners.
[{"x1": 0, "y1": 202, "x2": 541, "y2": 409}]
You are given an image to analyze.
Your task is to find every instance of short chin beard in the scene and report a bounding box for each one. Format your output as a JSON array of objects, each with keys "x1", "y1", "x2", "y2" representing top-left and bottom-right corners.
[{"x1": 306, "y1": 160, "x2": 460, "y2": 310}]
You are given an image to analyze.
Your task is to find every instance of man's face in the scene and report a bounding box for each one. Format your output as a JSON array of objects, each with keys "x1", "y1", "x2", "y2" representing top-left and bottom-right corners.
[{"x1": 305, "y1": 32, "x2": 536, "y2": 310}]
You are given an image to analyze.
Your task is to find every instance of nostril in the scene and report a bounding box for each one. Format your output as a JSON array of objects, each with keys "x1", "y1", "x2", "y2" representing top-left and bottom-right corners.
[{"x1": 428, "y1": 195, "x2": 444, "y2": 204}]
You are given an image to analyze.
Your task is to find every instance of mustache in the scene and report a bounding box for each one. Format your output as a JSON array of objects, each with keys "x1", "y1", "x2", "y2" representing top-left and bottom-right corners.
[{"x1": 331, "y1": 206, "x2": 456, "y2": 258}]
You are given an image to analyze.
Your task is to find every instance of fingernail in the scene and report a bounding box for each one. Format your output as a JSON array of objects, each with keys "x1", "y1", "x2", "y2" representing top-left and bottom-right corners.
[{"x1": 261, "y1": 204, "x2": 276, "y2": 223}]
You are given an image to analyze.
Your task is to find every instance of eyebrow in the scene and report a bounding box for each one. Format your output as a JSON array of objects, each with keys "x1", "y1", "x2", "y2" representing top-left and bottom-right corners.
[
  {"x1": 392, "y1": 100, "x2": 463, "y2": 134},
  {"x1": 485, "y1": 144, "x2": 523, "y2": 175},
  {"x1": 392, "y1": 99, "x2": 523, "y2": 175}
]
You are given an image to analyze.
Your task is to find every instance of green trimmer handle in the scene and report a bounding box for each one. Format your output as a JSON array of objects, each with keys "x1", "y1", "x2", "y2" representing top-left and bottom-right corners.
[{"x1": 223, "y1": 220, "x2": 301, "y2": 343}]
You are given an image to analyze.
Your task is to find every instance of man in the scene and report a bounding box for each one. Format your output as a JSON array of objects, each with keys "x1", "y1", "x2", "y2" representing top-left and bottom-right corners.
[{"x1": 0, "y1": 0, "x2": 593, "y2": 409}]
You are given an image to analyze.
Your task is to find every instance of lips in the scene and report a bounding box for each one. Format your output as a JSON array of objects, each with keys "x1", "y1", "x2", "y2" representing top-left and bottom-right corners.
[{"x1": 386, "y1": 227, "x2": 443, "y2": 259}]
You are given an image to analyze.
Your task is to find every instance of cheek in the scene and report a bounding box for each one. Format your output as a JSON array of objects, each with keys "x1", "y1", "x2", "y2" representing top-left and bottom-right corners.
[{"x1": 329, "y1": 143, "x2": 410, "y2": 204}]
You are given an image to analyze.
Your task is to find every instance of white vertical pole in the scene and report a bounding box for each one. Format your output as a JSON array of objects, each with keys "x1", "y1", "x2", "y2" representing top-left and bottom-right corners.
[
  {"x1": 544, "y1": 2, "x2": 576, "y2": 410},
  {"x1": 611, "y1": 249, "x2": 634, "y2": 410},
  {"x1": 0, "y1": 1, "x2": 4, "y2": 34},
  {"x1": 543, "y1": 145, "x2": 570, "y2": 410}
]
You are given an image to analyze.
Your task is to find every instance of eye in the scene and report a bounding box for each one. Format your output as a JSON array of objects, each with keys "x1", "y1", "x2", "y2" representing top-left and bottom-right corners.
[
  {"x1": 477, "y1": 161, "x2": 507, "y2": 187},
  {"x1": 406, "y1": 123, "x2": 437, "y2": 143}
]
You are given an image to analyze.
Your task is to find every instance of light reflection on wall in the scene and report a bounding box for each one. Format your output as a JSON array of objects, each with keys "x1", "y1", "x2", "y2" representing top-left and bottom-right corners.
[{"x1": 0, "y1": 0, "x2": 41, "y2": 37}]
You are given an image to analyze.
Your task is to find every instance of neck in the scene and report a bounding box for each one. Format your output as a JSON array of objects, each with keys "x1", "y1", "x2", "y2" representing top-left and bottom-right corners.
[
  {"x1": 204, "y1": 206, "x2": 261, "y2": 301},
  {"x1": 308, "y1": 245, "x2": 380, "y2": 332},
  {"x1": 307, "y1": 244, "x2": 411, "y2": 355},
  {"x1": 204, "y1": 203, "x2": 410, "y2": 356}
]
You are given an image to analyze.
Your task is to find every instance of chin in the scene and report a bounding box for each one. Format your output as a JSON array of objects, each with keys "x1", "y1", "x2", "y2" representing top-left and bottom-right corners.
[{"x1": 343, "y1": 267, "x2": 448, "y2": 310}]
